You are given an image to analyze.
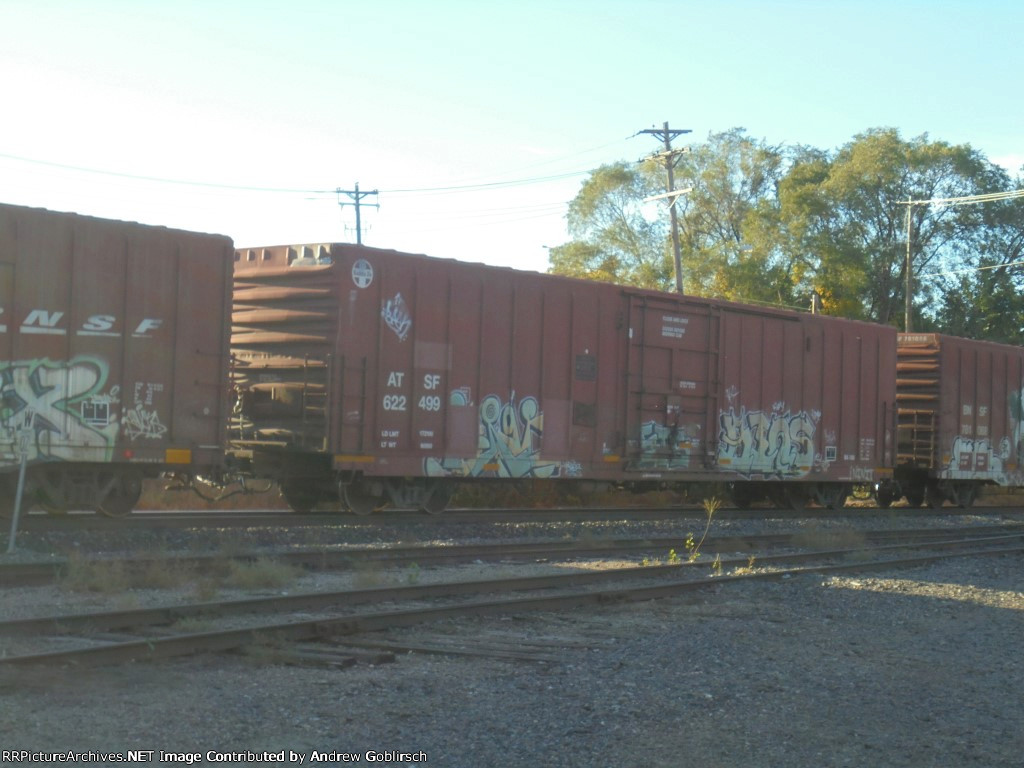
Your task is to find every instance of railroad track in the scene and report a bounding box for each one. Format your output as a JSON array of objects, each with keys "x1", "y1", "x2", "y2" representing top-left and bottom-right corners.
[
  {"x1": 4, "y1": 522, "x2": 1023, "y2": 587},
  {"x1": 13, "y1": 503, "x2": 1024, "y2": 531},
  {"x1": 2, "y1": 530, "x2": 1022, "y2": 669}
]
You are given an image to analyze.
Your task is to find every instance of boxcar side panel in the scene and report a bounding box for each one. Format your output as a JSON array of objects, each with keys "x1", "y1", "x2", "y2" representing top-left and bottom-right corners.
[
  {"x1": 0, "y1": 203, "x2": 232, "y2": 478},
  {"x1": 933, "y1": 334, "x2": 1024, "y2": 485}
]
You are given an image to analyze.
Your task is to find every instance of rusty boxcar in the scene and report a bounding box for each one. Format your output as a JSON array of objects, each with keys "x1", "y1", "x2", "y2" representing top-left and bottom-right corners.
[
  {"x1": 890, "y1": 332, "x2": 1024, "y2": 508},
  {"x1": 0, "y1": 203, "x2": 234, "y2": 515},
  {"x1": 231, "y1": 243, "x2": 897, "y2": 513}
]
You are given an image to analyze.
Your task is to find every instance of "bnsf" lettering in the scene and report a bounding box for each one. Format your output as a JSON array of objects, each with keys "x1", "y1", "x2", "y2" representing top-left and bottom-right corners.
[{"x1": 0, "y1": 307, "x2": 163, "y2": 338}]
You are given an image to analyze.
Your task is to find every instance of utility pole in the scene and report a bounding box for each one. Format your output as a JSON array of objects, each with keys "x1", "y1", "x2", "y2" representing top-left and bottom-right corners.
[
  {"x1": 640, "y1": 122, "x2": 692, "y2": 293},
  {"x1": 335, "y1": 183, "x2": 379, "y2": 245}
]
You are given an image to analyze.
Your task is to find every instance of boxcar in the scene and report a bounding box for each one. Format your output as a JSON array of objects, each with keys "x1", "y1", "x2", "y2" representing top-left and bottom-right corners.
[
  {"x1": 231, "y1": 243, "x2": 897, "y2": 512},
  {"x1": 0, "y1": 203, "x2": 234, "y2": 515},
  {"x1": 892, "y1": 332, "x2": 1024, "y2": 507}
]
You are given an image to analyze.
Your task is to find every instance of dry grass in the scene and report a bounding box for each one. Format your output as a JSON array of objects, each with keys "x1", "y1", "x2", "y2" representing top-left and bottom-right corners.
[{"x1": 57, "y1": 552, "x2": 299, "y2": 595}]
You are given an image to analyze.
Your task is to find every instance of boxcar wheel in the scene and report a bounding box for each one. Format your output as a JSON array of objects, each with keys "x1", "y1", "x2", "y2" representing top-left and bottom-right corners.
[
  {"x1": 343, "y1": 482, "x2": 384, "y2": 516},
  {"x1": 280, "y1": 482, "x2": 322, "y2": 514},
  {"x1": 813, "y1": 483, "x2": 849, "y2": 510},
  {"x1": 97, "y1": 471, "x2": 144, "y2": 517},
  {"x1": 420, "y1": 482, "x2": 453, "y2": 515},
  {"x1": 952, "y1": 482, "x2": 977, "y2": 509},
  {"x1": 924, "y1": 485, "x2": 946, "y2": 510},
  {"x1": 37, "y1": 470, "x2": 69, "y2": 514}
]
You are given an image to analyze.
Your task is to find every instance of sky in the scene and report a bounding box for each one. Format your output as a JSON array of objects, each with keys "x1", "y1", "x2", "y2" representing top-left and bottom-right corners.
[{"x1": 1, "y1": 0, "x2": 1022, "y2": 274}]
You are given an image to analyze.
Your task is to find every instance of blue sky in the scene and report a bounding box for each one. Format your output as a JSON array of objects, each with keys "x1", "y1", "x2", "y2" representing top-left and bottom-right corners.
[{"x1": 1, "y1": 0, "x2": 1021, "y2": 273}]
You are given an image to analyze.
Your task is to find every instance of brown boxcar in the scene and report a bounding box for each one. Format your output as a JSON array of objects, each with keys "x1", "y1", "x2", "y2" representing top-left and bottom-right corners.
[
  {"x1": 894, "y1": 332, "x2": 1024, "y2": 507},
  {"x1": 0, "y1": 203, "x2": 234, "y2": 515},
  {"x1": 232, "y1": 243, "x2": 897, "y2": 512}
]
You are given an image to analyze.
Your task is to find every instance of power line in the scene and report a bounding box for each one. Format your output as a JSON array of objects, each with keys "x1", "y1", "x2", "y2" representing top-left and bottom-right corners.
[
  {"x1": 897, "y1": 187, "x2": 1024, "y2": 331},
  {"x1": 0, "y1": 151, "x2": 594, "y2": 196},
  {"x1": 917, "y1": 258, "x2": 1024, "y2": 280}
]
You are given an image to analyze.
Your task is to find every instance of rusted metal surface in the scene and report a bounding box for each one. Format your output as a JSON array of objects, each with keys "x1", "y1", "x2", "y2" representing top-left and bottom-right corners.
[
  {"x1": 232, "y1": 244, "x2": 896, "y2": 496},
  {"x1": 0, "y1": 204, "x2": 233, "y2": 510},
  {"x1": 898, "y1": 333, "x2": 1024, "y2": 485}
]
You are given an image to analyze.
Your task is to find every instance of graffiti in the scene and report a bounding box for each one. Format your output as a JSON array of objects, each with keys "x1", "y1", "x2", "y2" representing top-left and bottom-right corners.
[
  {"x1": 0, "y1": 357, "x2": 117, "y2": 465},
  {"x1": 947, "y1": 436, "x2": 1010, "y2": 479},
  {"x1": 717, "y1": 402, "x2": 817, "y2": 478},
  {"x1": 123, "y1": 406, "x2": 167, "y2": 441},
  {"x1": 382, "y1": 293, "x2": 412, "y2": 341},
  {"x1": 636, "y1": 420, "x2": 693, "y2": 470},
  {"x1": 122, "y1": 381, "x2": 167, "y2": 441},
  {"x1": 425, "y1": 393, "x2": 566, "y2": 478}
]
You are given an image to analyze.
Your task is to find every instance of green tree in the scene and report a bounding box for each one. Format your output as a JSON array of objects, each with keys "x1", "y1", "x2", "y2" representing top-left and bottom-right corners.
[
  {"x1": 547, "y1": 161, "x2": 670, "y2": 289},
  {"x1": 673, "y1": 129, "x2": 795, "y2": 306},
  {"x1": 934, "y1": 181, "x2": 1024, "y2": 343},
  {"x1": 778, "y1": 128, "x2": 998, "y2": 326},
  {"x1": 550, "y1": 129, "x2": 793, "y2": 303}
]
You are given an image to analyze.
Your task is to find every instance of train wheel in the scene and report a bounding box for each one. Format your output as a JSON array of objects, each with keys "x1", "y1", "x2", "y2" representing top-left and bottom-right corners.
[
  {"x1": 813, "y1": 483, "x2": 849, "y2": 510},
  {"x1": 343, "y1": 481, "x2": 384, "y2": 516},
  {"x1": 97, "y1": 471, "x2": 143, "y2": 518},
  {"x1": 419, "y1": 482, "x2": 453, "y2": 515},
  {"x1": 905, "y1": 488, "x2": 925, "y2": 508},
  {"x1": 729, "y1": 483, "x2": 760, "y2": 510},
  {"x1": 280, "y1": 481, "x2": 322, "y2": 513},
  {"x1": 924, "y1": 485, "x2": 946, "y2": 510},
  {"x1": 37, "y1": 469, "x2": 70, "y2": 514},
  {"x1": 952, "y1": 482, "x2": 978, "y2": 509}
]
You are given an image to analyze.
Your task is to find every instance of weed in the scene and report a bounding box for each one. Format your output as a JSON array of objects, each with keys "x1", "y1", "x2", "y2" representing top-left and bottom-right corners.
[
  {"x1": 711, "y1": 554, "x2": 723, "y2": 576},
  {"x1": 405, "y1": 562, "x2": 421, "y2": 585},
  {"x1": 223, "y1": 558, "x2": 299, "y2": 590},
  {"x1": 687, "y1": 496, "x2": 720, "y2": 563},
  {"x1": 667, "y1": 548, "x2": 681, "y2": 565},
  {"x1": 59, "y1": 553, "x2": 130, "y2": 594}
]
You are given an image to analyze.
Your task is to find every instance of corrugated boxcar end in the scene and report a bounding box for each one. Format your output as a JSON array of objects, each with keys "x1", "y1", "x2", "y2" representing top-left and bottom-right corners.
[
  {"x1": 0, "y1": 202, "x2": 234, "y2": 516},
  {"x1": 894, "y1": 331, "x2": 1024, "y2": 508}
]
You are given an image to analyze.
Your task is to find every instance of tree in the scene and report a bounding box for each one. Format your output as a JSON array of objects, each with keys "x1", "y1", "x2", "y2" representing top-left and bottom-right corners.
[
  {"x1": 672, "y1": 128, "x2": 795, "y2": 306},
  {"x1": 547, "y1": 161, "x2": 670, "y2": 290},
  {"x1": 778, "y1": 128, "x2": 999, "y2": 327},
  {"x1": 550, "y1": 129, "x2": 793, "y2": 302},
  {"x1": 934, "y1": 182, "x2": 1024, "y2": 343}
]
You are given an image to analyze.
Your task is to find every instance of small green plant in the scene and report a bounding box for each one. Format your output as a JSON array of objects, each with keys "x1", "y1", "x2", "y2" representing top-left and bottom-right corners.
[
  {"x1": 711, "y1": 554, "x2": 723, "y2": 576},
  {"x1": 405, "y1": 562, "x2": 421, "y2": 584},
  {"x1": 686, "y1": 496, "x2": 720, "y2": 563},
  {"x1": 667, "y1": 548, "x2": 681, "y2": 564}
]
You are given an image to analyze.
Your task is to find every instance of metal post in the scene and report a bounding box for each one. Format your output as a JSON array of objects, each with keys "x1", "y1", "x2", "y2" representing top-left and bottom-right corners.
[
  {"x1": 6, "y1": 451, "x2": 29, "y2": 554},
  {"x1": 904, "y1": 197, "x2": 913, "y2": 332},
  {"x1": 6, "y1": 413, "x2": 34, "y2": 554}
]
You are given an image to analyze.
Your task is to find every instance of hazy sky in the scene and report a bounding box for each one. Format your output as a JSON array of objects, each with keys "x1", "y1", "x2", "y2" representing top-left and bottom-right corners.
[{"x1": 2, "y1": 0, "x2": 1021, "y2": 273}]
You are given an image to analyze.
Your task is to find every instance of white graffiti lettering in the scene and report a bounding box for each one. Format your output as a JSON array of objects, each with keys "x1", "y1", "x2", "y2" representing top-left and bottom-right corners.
[
  {"x1": 717, "y1": 404, "x2": 817, "y2": 478},
  {"x1": 382, "y1": 293, "x2": 412, "y2": 341}
]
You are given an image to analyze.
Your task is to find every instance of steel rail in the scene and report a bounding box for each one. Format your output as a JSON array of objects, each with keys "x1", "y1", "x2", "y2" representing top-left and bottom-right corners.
[
  {"x1": 2, "y1": 523, "x2": 1023, "y2": 587},
  {"x1": 2, "y1": 534, "x2": 1021, "y2": 667},
  {"x1": 14, "y1": 504, "x2": 1024, "y2": 531}
]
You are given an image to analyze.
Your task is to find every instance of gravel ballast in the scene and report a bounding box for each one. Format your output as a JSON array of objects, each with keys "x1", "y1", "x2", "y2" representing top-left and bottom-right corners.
[{"x1": 2, "y1": 548, "x2": 1022, "y2": 767}]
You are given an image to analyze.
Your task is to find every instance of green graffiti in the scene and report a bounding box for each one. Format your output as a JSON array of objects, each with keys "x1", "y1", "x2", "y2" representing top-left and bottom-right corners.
[{"x1": 0, "y1": 356, "x2": 118, "y2": 465}]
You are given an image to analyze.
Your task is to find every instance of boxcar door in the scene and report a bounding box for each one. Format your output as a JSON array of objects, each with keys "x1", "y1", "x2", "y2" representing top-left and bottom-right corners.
[{"x1": 624, "y1": 293, "x2": 720, "y2": 475}]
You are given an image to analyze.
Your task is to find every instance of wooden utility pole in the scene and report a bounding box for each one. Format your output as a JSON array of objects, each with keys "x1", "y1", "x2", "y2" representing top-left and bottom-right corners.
[
  {"x1": 640, "y1": 122, "x2": 692, "y2": 293},
  {"x1": 336, "y1": 183, "x2": 379, "y2": 245}
]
